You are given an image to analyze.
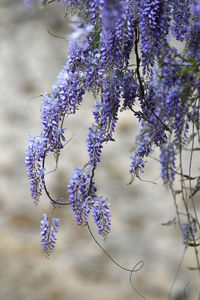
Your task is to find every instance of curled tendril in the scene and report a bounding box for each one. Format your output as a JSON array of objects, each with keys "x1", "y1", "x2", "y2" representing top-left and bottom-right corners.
[{"x1": 87, "y1": 224, "x2": 145, "y2": 299}]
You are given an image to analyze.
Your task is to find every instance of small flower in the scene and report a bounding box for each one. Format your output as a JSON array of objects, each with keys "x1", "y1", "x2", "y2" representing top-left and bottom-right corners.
[
  {"x1": 40, "y1": 214, "x2": 60, "y2": 257},
  {"x1": 92, "y1": 196, "x2": 111, "y2": 237},
  {"x1": 121, "y1": 71, "x2": 138, "y2": 109},
  {"x1": 68, "y1": 166, "x2": 97, "y2": 226},
  {"x1": 192, "y1": 0, "x2": 200, "y2": 18},
  {"x1": 160, "y1": 143, "x2": 176, "y2": 184},
  {"x1": 87, "y1": 124, "x2": 104, "y2": 166},
  {"x1": 68, "y1": 23, "x2": 94, "y2": 51},
  {"x1": 181, "y1": 219, "x2": 197, "y2": 244},
  {"x1": 68, "y1": 166, "x2": 111, "y2": 236},
  {"x1": 25, "y1": 135, "x2": 45, "y2": 205}
]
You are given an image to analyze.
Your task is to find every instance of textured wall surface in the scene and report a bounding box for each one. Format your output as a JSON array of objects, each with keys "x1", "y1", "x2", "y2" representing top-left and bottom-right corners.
[{"x1": 0, "y1": 1, "x2": 199, "y2": 299}]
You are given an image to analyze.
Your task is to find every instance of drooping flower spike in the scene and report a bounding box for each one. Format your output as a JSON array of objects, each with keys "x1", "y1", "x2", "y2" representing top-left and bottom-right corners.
[{"x1": 40, "y1": 213, "x2": 60, "y2": 257}]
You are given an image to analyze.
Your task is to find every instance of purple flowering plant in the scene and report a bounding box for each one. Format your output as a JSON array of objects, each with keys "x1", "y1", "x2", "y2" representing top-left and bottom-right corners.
[
  {"x1": 40, "y1": 213, "x2": 60, "y2": 257},
  {"x1": 25, "y1": 0, "x2": 200, "y2": 285}
]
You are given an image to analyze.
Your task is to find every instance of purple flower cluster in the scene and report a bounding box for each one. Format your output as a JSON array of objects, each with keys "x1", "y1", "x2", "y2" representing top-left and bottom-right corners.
[
  {"x1": 121, "y1": 71, "x2": 138, "y2": 109},
  {"x1": 25, "y1": 136, "x2": 45, "y2": 205},
  {"x1": 160, "y1": 143, "x2": 176, "y2": 184},
  {"x1": 101, "y1": 74, "x2": 121, "y2": 138},
  {"x1": 68, "y1": 166, "x2": 111, "y2": 237},
  {"x1": 92, "y1": 196, "x2": 111, "y2": 236},
  {"x1": 25, "y1": 0, "x2": 200, "y2": 246},
  {"x1": 130, "y1": 127, "x2": 152, "y2": 176},
  {"x1": 136, "y1": 0, "x2": 171, "y2": 72},
  {"x1": 100, "y1": 0, "x2": 124, "y2": 68},
  {"x1": 187, "y1": 22, "x2": 200, "y2": 60},
  {"x1": 68, "y1": 167, "x2": 96, "y2": 226},
  {"x1": 40, "y1": 213, "x2": 60, "y2": 257},
  {"x1": 41, "y1": 59, "x2": 89, "y2": 153},
  {"x1": 87, "y1": 125, "x2": 104, "y2": 166},
  {"x1": 122, "y1": 0, "x2": 135, "y2": 65},
  {"x1": 171, "y1": 0, "x2": 191, "y2": 40},
  {"x1": 69, "y1": 24, "x2": 94, "y2": 51},
  {"x1": 192, "y1": 0, "x2": 200, "y2": 18},
  {"x1": 181, "y1": 220, "x2": 197, "y2": 244}
]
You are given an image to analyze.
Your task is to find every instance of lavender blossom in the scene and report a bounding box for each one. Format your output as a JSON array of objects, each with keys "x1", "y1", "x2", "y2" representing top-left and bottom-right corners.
[
  {"x1": 181, "y1": 220, "x2": 197, "y2": 244},
  {"x1": 122, "y1": 0, "x2": 135, "y2": 65},
  {"x1": 136, "y1": 0, "x2": 171, "y2": 72},
  {"x1": 100, "y1": 0, "x2": 126, "y2": 68},
  {"x1": 25, "y1": 136, "x2": 45, "y2": 204},
  {"x1": 68, "y1": 167, "x2": 97, "y2": 226},
  {"x1": 171, "y1": 0, "x2": 191, "y2": 40},
  {"x1": 68, "y1": 23, "x2": 94, "y2": 51},
  {"x1": 92, "y1": 196, "x2": 111, "y2": 237},
  {"x1": 187, "y1": 22, "x2": 200, "y2": 60},
  {"x1": 130, "y1": 128, "x2": 152, "y2": 176},
  {"x1": 192, "y1": 0, "x2": 200, "y2": 18},
  {"x1": 68, "y1": 166, "x2": 111, "y2": 236},
  {"x1": 160, "y1": 143, "x2": 176, "y2": 184},
  {"x1": 121, "y1": 71, "x2": 138, "y2": 109},
  {"x1": 87, "y1": 124, "x2": 105, "y2": 166},
  {"x1": 100, "y1": 74, "x2": 121, "y2": 139},
  {"x1": 41, "y1": 66, "x2": 86, "y2": 153},
  {"x1": 40, "y1": 214, "x2": 60, "y2": 257}
]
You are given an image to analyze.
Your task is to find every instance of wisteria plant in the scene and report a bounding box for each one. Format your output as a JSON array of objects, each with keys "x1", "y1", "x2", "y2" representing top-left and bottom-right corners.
[{"x1": 25, "y1": 0, "x2": 200, "y2": 293}]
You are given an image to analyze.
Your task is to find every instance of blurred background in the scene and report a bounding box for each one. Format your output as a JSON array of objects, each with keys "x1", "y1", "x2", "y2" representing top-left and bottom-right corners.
[{"x1": 0, "y1": 0, "x2": 199, "y2": 299}]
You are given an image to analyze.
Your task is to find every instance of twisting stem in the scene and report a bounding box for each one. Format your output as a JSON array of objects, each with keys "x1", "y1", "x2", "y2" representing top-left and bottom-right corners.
[
  {"x1": 42, "y1": 155, "x2": 70, "y2": 206},
  {"x1": 87, "y1": 224, "x2": 146, "y2": 300}
]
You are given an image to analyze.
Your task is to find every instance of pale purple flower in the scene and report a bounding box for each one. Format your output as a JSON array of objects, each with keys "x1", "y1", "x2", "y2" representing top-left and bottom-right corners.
[
  {"x1": 68, "y1": 23, "x2": 94, "y2": 51},
  {"x1": 192, "y1": 0, "x2": 200, "y2": 18},
  {"x1": 40, "y1": 214, "x2": 60, "y2": 257},
  {"x1": 25, "y1": 135, "x2": 45, "y2": 204}
]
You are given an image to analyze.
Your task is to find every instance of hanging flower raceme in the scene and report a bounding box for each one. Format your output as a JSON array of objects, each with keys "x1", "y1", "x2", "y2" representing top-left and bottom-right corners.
[
  {"x1": 25, "y1": 136, "x2": 46, "y2": 205},
  {"x1": 41, "y1": 68, "x2": 86, "y2": 153},
  {"x1": 68, "y1": 166, "x2": 111, "y2": 237},
  {"x1": 87, "y1": 124, "x2": 105, "y2": 166},
  {"x1": 130, "y1": 125, "x2": 152, "y2": 177},
  {"x1": 100, "y1": 0, "x2": 125, "y2": 68},
  {"x1": 100, "y1": 73, "x2": 121, "y2": 139},
  {"x1": 92, "y1": 196, "x2": 111, "y2": 237},
  {"x1": 121, "y1": 70, "x2": 138, "y2": 110},
  {"x1": 187, "y1": 21, "x2": 200, "y2": 60},
  {"x1": 68, "y1": 23, "x2": 94, "y2": 51},
  {"x1": 171, "y1": 0, "x2": 191, "y2": 41},
  {"x1": 40, "y1": 213, "x2": 60, "y2": 257},
  {"x1": 181, "y1": 219, "x2": 197, "y2": 245},
  {"x1": 68, "y1": 167, "x2": 95, "y2": 226},
  {"x1": 136, "y1": 0, "x2": 171, "y2": 73},
  {"x1": 160, "y1": 143, "x2": 176, "y2": 184},
  {"x1": 192, "y1": 0, "x2": 200, "y2": 18}
]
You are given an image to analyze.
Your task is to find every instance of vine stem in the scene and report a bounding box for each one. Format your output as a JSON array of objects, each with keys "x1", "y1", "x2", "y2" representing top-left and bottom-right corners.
[
  {"x1": 87, "y1": 224, "x2": 146, "y2": 300},
  {"x1": 42, "y1": 154, "x2": 70, "y2": 206}
]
